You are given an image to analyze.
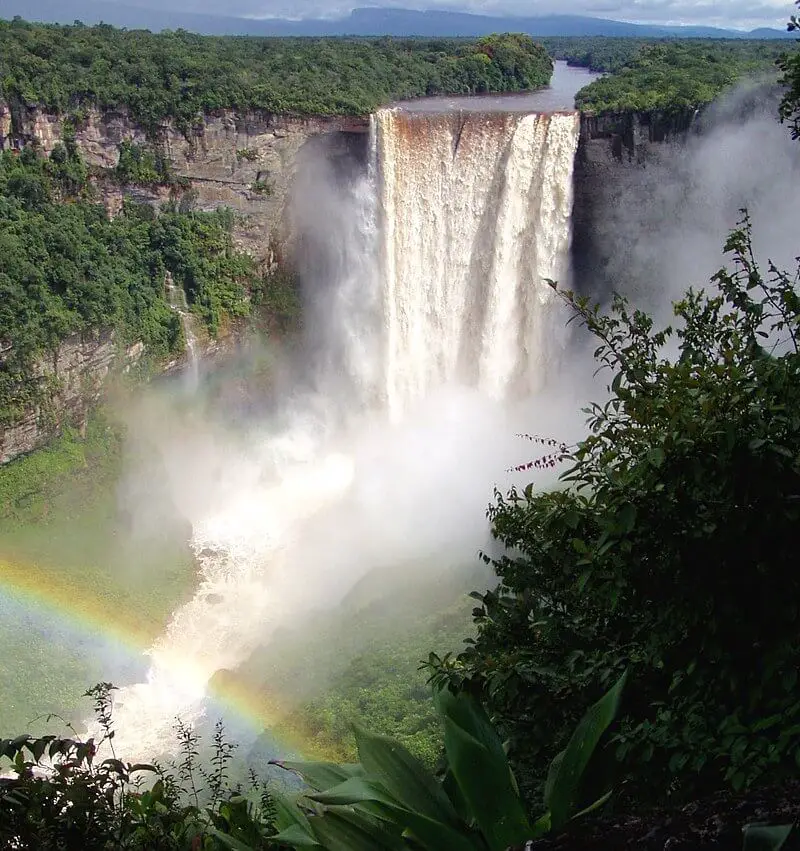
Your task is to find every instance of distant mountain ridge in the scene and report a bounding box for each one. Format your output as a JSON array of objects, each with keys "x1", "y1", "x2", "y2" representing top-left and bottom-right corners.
[{"x1": 1, "y1": 0, "x2": 795, "y2": 39}]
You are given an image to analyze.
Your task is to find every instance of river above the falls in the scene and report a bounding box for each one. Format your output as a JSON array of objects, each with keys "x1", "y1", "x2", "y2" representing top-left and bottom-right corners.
[{"x1": 391, "y1": 60, "x2": 602, "y2": 113}]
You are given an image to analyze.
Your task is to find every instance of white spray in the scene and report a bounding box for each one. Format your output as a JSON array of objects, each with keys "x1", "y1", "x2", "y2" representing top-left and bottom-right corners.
[{"x1": 102, "y1": 107, "x2": 581, "y2": 760}]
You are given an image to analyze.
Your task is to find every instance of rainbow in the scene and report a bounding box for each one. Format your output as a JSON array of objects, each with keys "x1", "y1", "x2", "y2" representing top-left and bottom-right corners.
[{"x1": 0, "y1": 556, "x2": 335, "y2": 762}]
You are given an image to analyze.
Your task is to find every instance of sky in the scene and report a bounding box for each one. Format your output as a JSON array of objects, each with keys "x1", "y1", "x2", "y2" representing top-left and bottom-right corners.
[{"x1": 116, "y1": 0, "x2": 795, "y2": 30}]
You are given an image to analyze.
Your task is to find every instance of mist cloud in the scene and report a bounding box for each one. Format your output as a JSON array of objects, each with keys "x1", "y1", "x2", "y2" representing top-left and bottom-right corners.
[{"x1": 582, "y1": 84, "x2": 800, "y2": 328}]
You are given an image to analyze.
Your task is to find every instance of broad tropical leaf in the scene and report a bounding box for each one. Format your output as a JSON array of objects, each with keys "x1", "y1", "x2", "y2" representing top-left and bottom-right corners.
[
  {"x1": 435, "y1": 688, "x2": 508, "y2": 767},
  {"x1": 272, "y1": 823, "x2": 324, "y2": 848},
  {"x1": 442, "y1": 715, "x2": 531, "y2": 851},
  {"x1": 209, "y1": 829, "x2": 263, "y2": 851},
  {"x1": 308, "y1": 806, "x2": 407, "y2": 851},
  {"x1": 308, "y1": 777, "x2": 403, "y2": 809},
  {"x1": 353, "y1": 725, "x2": 459, "y2": 826},
  {"x1": 272, "y1": 791, "x2": 315, "y2": 833},
  {"x1": 401, "y1": 808, "x2": 488, "y2": 851},
  {"x1": 270, "y1": 760, "x2": 363, "y2": 792},
  {"x1": 545, "y1": 671, "x2": 626, "y2": 831}
]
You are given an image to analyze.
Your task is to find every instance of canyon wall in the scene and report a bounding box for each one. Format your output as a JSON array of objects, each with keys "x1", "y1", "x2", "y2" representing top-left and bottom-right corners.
[
  {"x1": 571, "y1": 108, "x2": 698, "y2": 300},
  {"x1": 0, "y1": 102, "x2": 368, "y2": 259},
  {"x1": 0, "y1": 99, "x2": 701, "y2": 463},
  {"x1": 0, "y1": 103, "x2": 367, "y2": 462},
  {"x1": 0, "y1": 331, "x2": 144, "y2": 464}
]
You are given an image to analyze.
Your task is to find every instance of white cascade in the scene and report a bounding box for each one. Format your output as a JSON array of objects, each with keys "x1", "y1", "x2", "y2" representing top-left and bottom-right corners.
[
  {"x1": 165, "y1": 272, "x2": 200, "y2": 391},
  {"x1": 99, "y1": 107, "x2": 580, "y2": 760},
  {"x1": 375, "y1": 109, "x2": 579, "y2": 417}
]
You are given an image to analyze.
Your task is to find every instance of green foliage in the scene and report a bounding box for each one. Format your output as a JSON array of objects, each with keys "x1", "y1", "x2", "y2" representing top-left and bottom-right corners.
[
  {"x1": 779, "y1": 1, "x2": 800, "y2": 137},
  {"x1": 115, "y1": 139, "x2": 174, "y2": 186},
  {"x1": 271, "y1": 677, "x2": 624, "y2": 850},
  {"x1": 250, "y1": 179, "x2": 274, "y2": 196},
  {"x1": 153, "y1": 203, "x2": 253, "y2": 335},
  {"x1": 251, "y1": 267, "x2": 302, "y2": 334},
  {"x1": 0, "y1": 20, "x2": 552, "y2": 124},
  {"x1": 290, "y1": 643, "x2": 450, "y2": 769},
  {"x1": 0, "y1": 685, "x2": 279, "y2": 850},
  {"x1": 250, "y1": 568, "x2": 478, "y2": 770},
  {"x1": 542, "y1": 36, "x2": 651, "y2": 74},
  {"x1": 0, "y1": 144, "x2": 252, "y2": 424},
  {"x1": 545, "y1": 38, "x2": 796, "y2": 113},
  {"x1": 430, "y1": 215, "x2": 800, "y2": 807},
  {"x1": 0, "y1": 411, "x2": 196, "y2": 732}
]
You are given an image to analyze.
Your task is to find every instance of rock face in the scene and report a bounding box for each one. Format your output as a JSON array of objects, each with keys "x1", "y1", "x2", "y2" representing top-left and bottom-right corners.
[
  {"x1": 0, "y1": 101, "x2": 368, "y2": 462},
  {"x1": 0, "y1": 102, "x2": 369, "y2": 259},
  {"x1": 571, "y1": 108, "x2": 698, "y2": 301},
  {"x1": 0, "y1": 331, "x2": 142, "y2": 464}
]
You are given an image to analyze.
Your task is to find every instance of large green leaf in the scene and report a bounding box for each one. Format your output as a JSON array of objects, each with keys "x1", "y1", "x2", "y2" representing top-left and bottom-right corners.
[
  {"x1": 545, "y1": 671, "x2": 626, "y2": 831},
  {"x1": 271, "y1": 823, "x2": 324, "y2": 848},
  {"x1": 401, "y1": 809, "x2": 488, "y2": 851},
  {"x1": 308, "y1": 776, "x2": 484, "y2": 851},
  {"x1": 435, "y1": 688, "x2": 508, "y2": 767},
  {"x1": 308, "y1": 777, "x2": 403, "y2": 809},
  {"x1": 353, "y1": 725, "x2": 459, "y2": 826},
  {"x1": 308, "y1": 806, "x2": 407, "y2": 851},
  {"x1": 442, "y1": 717, "x2": 531, "y2": 851},
  {"x1": 271, "y1": 760, "x2": 363, "y2": 792},
  {"x1": 743, "y1": 824, "x2": 793, "y2": 851},
  {"x1": 543, "y1": 749, "x2": 565, "y2": 807},
  {"x1": 442, "y1": 768, "x2": 471, "y2": 823},
  {"x1": 272, "y1": 791, "x2": 315, "y2": 833},
  {"x1": 209, "y1": 828, "x2": 262, "y2": 851}
]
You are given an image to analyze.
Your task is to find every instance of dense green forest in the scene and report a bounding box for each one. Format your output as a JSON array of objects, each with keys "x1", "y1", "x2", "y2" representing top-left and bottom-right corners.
[
  {"x1": 0, "y1": 142, "x2": 253, "y2": 425},
  {"x1": 542, "y1": 36, "x2": 650, "y2": 72},
  {"x1": 548, "y1": 38, "x2": 798, "y2": 113},
  {"x1": 0, "y1": 20, "x2": 552, "y2": 124},
  {"x1": 241, "y1": 564, "x2": 480, "y2": 769}
]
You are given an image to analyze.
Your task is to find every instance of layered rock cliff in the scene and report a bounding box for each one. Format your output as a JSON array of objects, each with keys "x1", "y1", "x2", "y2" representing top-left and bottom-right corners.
[
  {"x1": 571, "y1": 108, "x2": 698, "y2": 300},
  {"x1": 0, "y1": 102, "x2": 368, "y2": 260},
  {"x1": 0, "y1": 331, "x2": 144, "y2": 464},
  {"x1": 0, "y1": 102, "x2": 367, "y2": 462}
]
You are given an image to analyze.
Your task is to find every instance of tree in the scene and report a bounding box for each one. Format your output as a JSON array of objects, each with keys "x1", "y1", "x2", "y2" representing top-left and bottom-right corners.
[
  {"x1": 779, "y1": 0, "x2": 800, "y2": 137},
  {"x1": 430, "y1": 216, "x2": 800, "y2": 806}
]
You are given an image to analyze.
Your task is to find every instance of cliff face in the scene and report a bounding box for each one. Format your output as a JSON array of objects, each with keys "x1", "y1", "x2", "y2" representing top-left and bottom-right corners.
[
  {"x1": 0, "y1": 102, "x2": 367, "y2": 462},
  {"x1": 0, "y1": 102, "x2": 368, "y2": 259},
  {"x1": 571, "y1": 108, "x2": 698, "y2": 301},
  {"x1": 0, "y1": 331, "x2": 144, "y2": 464}
]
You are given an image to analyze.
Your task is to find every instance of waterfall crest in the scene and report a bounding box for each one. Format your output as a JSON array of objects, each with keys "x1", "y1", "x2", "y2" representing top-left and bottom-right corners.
[{"x1": 375, "y1": 109, "x2": 579, "y2": 417}]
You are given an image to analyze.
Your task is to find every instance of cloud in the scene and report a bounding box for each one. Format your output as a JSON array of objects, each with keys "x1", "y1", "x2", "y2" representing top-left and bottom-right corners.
[{"x1": 121, "y1": 0, "x2": 793, "y2": 29}]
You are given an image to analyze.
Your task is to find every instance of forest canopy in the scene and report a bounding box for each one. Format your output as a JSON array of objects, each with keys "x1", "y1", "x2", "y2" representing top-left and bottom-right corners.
[
  {"x1": 547, "y1": 38, "x2": 799, "y2": 113},
  {"x1": 0, "y1": 20, "x2": 552, "y2": 124}
]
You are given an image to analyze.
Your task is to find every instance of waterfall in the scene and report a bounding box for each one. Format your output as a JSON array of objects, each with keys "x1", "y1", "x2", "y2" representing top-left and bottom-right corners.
[
  {"x1": 165, "y1": 273, "x2": 200, "y2": 391},
  {"x1": 100, "y1": 106, "x2": 581, "y2": 760},
  {"x1": 375, "y1": 109, "x2": 579, "y2": 417}
]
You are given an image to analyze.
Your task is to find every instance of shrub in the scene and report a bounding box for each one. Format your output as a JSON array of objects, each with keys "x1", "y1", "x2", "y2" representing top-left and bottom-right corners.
[
  {"x1": 0, "y1": 684, "x2": 279, "y2": 850},
  {"x1": 430, "y1": 215, "x2": 800, "y2": 806}
]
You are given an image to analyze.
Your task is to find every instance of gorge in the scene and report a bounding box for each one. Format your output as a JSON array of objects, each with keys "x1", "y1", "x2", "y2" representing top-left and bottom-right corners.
[
  {"x1": 0, "y1": 62, "x2": 682, "y2": 464},
  {"x1": 94, "y1": 92, "x2": 585, "y2": 759},
  {"x1": 2, "y1": 58, "x2": 798, "y2": 771}
]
